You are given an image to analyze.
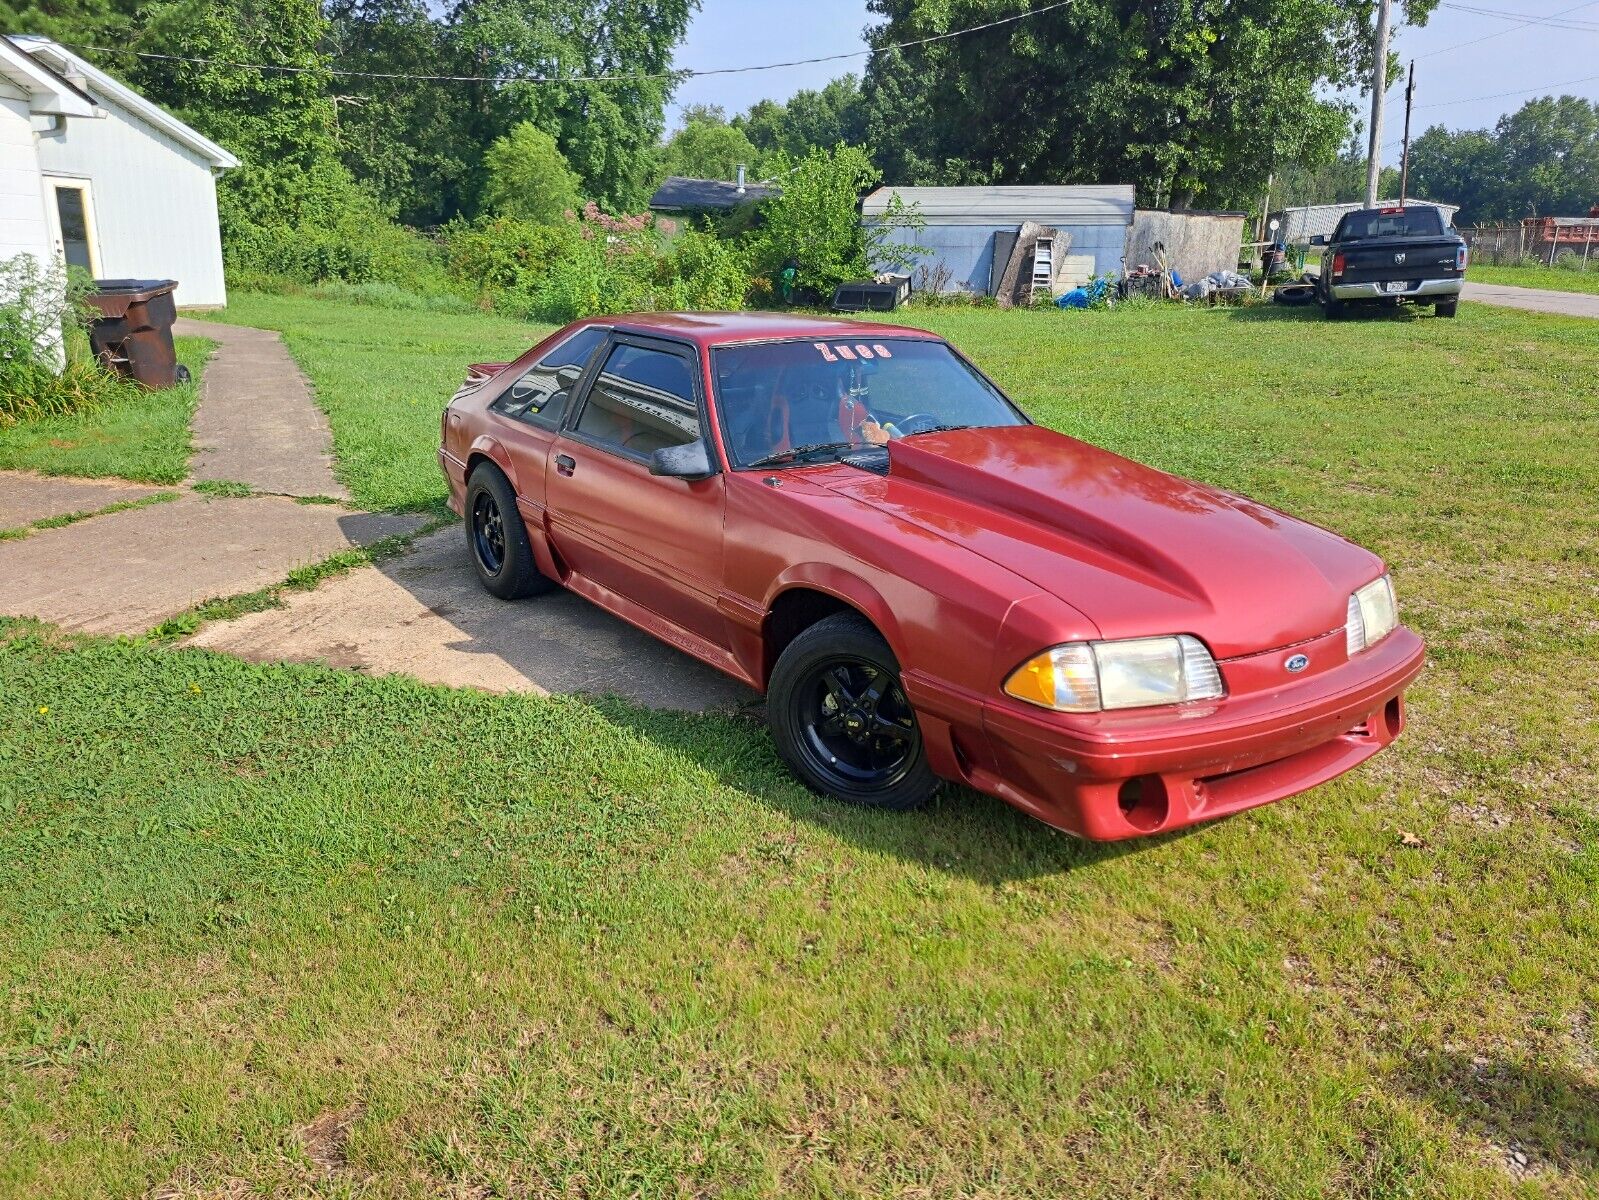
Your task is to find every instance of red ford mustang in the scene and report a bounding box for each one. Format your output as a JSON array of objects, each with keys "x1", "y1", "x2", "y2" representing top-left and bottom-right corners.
[{"x1": 439, "y1": 312, "x2": 1424, "y2": 840}]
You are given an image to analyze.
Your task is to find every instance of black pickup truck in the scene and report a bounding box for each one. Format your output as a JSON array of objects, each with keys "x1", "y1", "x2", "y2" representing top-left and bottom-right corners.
[{"x1": 1312, "y1": 205, "x2": 1468, "y2": 318}]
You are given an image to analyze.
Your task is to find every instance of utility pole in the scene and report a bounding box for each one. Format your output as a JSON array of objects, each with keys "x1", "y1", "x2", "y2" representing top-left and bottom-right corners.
[
  {"x1": 1399, "y1": 60, "x2": 1416, "y2": 203},
  {"x1": 1364, "y1": 0, "x2": 1393, "y2": 206}
]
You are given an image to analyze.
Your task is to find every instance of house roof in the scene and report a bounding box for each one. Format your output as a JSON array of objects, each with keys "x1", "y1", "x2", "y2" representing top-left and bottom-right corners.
[
  {"x1": 649, "y1": 175, "x2": 777, "y2": 212},
  {"x1": 9, "y1": 36, "x2": 239, "y2": 171},
  {"x1": 862, "y1": 185, "x2": 1137, "y2": 227},
  {"x1": 0, "y1": 35, "x2": 95, "y2": 117}
]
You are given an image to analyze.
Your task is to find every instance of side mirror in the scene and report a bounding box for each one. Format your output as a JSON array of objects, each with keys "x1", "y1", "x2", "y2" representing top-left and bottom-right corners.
[
  {"x1": 650, "y1": 441, "x2": 715, "y2": 480},
  {"x1": 554, "y1": 363, "x2": 585, "y2": 389},
  {"x1": 1309, "y1": 234, "x2": 1327, "y2": 247}
]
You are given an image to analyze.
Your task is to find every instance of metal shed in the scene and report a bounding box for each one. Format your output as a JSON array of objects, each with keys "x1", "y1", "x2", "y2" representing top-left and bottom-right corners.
[
  {"x1": 861, "y1": 185, "x2": 1135, "y2": 295},
  {"x1": 1273, "y1": 199, "x2": 1459, "y2": 247}
]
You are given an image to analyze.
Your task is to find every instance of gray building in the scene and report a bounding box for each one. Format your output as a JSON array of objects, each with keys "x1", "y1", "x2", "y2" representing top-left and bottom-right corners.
[{"x1": 861, "y1": 185, "x2": 1136, "y2": 295}]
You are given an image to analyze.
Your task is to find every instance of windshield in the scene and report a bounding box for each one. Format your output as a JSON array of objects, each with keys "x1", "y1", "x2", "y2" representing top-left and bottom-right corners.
[
  {"x1": 1333, "y1": 207, "x2": 1444, "y2": 241},
  {"x1": 712, "y1": 337, "x2": 1025, "y2": 469}
]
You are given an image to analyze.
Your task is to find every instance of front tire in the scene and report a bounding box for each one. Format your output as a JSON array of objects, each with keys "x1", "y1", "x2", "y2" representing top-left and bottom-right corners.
[
  {"x1": 767, "y1": 613, "x2": 940, "y2": 811},
  {"x1": 465, "y1": 463, "x2": 555, "y2": 600}
]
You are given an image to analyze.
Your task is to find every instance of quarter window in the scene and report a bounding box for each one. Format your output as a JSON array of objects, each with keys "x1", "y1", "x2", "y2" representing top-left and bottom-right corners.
[
  {"x1": 491, "y1": 325, "x2": 607, "y2": 426},
  {"x1": 575, "y1": 343, "x2": 701, "y2": 459}
]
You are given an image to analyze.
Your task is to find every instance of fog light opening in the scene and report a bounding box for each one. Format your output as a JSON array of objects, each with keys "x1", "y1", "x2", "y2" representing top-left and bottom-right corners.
[
  {"x1": 1383, "y1": 696, "x2": 1404, "y2": 738},
  {"x1": 1117, "y1": 775, "x2": 1170, "y2": 832}
]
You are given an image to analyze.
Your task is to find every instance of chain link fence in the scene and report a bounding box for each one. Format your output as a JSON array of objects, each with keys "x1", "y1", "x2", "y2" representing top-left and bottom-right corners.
[{"x1": 1462, "y1": 223, "x2": 1599, "y2": 270}]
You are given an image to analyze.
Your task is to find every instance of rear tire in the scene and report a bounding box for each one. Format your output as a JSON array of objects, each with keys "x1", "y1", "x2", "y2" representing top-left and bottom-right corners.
[
  {"x1": 767, "y1": 613, "x2": 939, "y2": 811},
  {"x1": 1435, "y1": 300, "x2": 1459, "y2": 318},
  {"x1": 465, "y1": 462, "x2": 555, "y2": 600},
  {"x1": 1322, "y1": 297, "x2": 1346, "y2": 319}
]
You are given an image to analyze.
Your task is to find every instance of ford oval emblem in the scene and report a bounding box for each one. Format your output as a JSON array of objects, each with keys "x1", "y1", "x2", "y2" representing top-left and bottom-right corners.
[{"x1": 1285, "y1": 653, "x2": 1310, "y2": 673}]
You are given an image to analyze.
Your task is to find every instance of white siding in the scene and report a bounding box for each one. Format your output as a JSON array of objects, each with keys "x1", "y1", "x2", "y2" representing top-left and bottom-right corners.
[
  {"x1": 0, "y1": 93, "x2": 53, "y2": 266},
  {"x1": 862, "y1": 185, "x2": 1137, "y2": 227},
  {"x1": 34, "y1": 94, "x2": 228, "y2": 306}
]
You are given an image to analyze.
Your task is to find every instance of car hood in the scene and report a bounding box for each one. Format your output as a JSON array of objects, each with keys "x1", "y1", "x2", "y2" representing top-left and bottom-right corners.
[{"x1": 819, "y1": 426, "x2": 1383, "y2": 659}]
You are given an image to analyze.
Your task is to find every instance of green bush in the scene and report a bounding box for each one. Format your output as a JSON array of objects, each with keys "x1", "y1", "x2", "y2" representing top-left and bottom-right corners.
[
  {"x1": 662, "y1": 228, "x2": 751, "y2": 310},
  {"x1": 0, "y1": 256, "x2": 134, "y2": 425},
  {"x1": 480, "y1": 123, "x2": 581, "y2": 225},
  {"x1": 441, "y1": 216, "x2": 579, "y2": 301}
]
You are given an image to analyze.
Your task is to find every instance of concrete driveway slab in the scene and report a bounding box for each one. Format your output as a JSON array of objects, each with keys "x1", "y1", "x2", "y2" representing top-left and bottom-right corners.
[
  {"x1": 185, "y1": 527, "x2": 756, "y2": 712},
  {"x1": 0, "y1": 471, "x2": 164, "y2": 528},
  {"x1": 0, "y1": 493, "x2": 425, "y2": 634},
  {"x1": 177, "y1": 318, "x2": 348, "y2": 499},
  {"x1": 1463, "y1": 282, "x2": 1599, "y2": 319}
]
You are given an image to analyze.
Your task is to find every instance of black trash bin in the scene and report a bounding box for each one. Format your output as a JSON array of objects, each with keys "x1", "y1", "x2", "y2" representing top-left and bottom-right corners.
[{"x1": 85, "y1": 279, "x2": 187, "y2": 389}]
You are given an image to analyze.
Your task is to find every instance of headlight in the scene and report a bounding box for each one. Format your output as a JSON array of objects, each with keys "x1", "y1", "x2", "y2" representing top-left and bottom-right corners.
[
  {"x1": 1346, "y1": 573, "x2": 1398, "y2": 656},
  {"x1": 1004, "y1": 635, "x2": 1224, "y2": 713}
]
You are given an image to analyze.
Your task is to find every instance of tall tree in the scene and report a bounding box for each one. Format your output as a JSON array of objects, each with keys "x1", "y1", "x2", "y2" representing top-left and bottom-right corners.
[
  {"x1": 482, "y1": 120, "x2": 581, "y2": 221},
  {"x1": 449, "y1": 0, "x2": 697, "y2": 211},
  {"x1": 735, "y1": 75, "x2": 867, "y2": 160},
  {"x1": 1410, "y1": 96, "x2": 1599, "y2": 223},
  {"x1": 860, "y1": 0, "x2": 1437, "y2": 210},
  {"x1": 658, "y1": 104, "x2": 763, "y2": 182},
  {"x1": 325, "y1": 0, "x2": 478, "y2": 226}
]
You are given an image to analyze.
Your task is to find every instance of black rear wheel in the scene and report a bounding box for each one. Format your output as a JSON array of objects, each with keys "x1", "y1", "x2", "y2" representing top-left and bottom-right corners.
[
  {"x1": 768, "y1": 613, "x2": 939, "y2": 811},
  {"x1": 465, "y1": 463, "x2": 555, "y2": 600},
  {"x1": 1435, "y1": 299, "x2": 1459, "y2": 318}
]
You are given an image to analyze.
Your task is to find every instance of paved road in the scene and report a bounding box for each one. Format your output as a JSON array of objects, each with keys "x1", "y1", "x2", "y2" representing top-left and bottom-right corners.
[{"x1": 1462, "y1": 281, "x2": 1599, "y2": 319}]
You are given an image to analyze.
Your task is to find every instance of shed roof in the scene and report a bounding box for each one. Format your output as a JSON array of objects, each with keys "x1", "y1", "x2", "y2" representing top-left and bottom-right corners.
[
  {"x1": 862, "y1": 185, "x2": 1135, "y2": 227},
  {"x1": 9, "y1": 36, "x2": 239, "y2": 170},
  {"x1": 649, "y1": 175, "x2": 777, "y2": 212}
]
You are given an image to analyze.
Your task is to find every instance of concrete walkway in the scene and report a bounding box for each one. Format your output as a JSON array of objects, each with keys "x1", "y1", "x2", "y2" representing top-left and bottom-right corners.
[
  {"x1": 177, "y1": 317, "x2": 348, "y2": 498},
  {"x1": 0, "y1": 472, "x2": 165, "y2": 528},
  {"x1": 1463, "y1": 281, "x2": 1599, "y2": 319},
  {"x1": 186, "y1": 527, "x2": 755, "y2": 712},
  {"x1": 0, "y1": 489, "x2": 423, "y2": 634}
]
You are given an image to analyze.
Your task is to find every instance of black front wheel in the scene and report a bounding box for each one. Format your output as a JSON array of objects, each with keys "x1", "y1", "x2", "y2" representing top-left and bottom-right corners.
[
  {"x1": 767, "y1": 613, "x2": 939, "y2": 811},
  {"x1": 465, "y1": 463, "x2": 555, "y2": 600}
]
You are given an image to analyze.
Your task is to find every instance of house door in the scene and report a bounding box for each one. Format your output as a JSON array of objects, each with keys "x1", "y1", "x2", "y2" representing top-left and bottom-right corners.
[{"x1": 46, "y1": 180, "x2": 99, "y2": 275}]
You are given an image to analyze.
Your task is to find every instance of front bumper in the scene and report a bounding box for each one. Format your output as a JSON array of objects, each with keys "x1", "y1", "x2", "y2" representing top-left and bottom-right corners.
[
  {"x1": 1331, "y1": 277, "x2": 1462, "y2": 301},
  {"x1": 905, "y1": 626, "x2": 1425, "y2": 841}
]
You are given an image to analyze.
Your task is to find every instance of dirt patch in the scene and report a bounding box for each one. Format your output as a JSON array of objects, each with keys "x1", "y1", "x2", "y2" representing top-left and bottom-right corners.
[{"x1": 299, "y1": 1101, "x2": 364, "y2": 1174}]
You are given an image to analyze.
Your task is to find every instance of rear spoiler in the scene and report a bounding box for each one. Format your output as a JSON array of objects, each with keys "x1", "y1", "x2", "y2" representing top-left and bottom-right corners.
[{"x1": 465, "y1": 361, "x2": 510, "y2": 385}]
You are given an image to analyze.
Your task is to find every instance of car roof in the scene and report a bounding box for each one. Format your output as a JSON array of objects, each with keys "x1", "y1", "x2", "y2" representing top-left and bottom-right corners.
[{"x1": 601, "y1": 310, "x2": 943, "y2": 347}]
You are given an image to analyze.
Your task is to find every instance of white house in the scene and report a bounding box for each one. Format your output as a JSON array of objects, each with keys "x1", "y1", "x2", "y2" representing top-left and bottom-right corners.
[{"x1": 2, "y1": 35, "x2": 237, "y2": 308}]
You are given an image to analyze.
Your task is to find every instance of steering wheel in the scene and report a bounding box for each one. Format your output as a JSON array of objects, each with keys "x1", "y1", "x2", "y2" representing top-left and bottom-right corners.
[{"x1": 891, "y1": 412, "x2": 941, "y2": 436}]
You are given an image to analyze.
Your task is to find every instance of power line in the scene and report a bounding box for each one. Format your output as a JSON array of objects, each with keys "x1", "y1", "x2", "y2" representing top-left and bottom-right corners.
[
  {"x1": 1440, "y1": 1, "x2": 1599, "y2": 30},
  {"x1": 1417, "y1": 69, "x2": 1599, "y2": 107},
  {"x1": 1419, "y1": 0, "x2": 1599, "y2": 58},
  {"x1": 60, "y1": 0, "x2": 1074, "y2": 86}
]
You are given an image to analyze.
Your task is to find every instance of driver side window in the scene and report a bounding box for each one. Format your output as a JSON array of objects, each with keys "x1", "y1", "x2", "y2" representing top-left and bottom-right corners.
[{"x1": 490, "y1": 326, "x2": 607, "y2": 427}]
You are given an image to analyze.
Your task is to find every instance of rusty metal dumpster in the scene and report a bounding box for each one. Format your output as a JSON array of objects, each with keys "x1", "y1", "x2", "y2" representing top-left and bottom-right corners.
[{"x1": 85, "y1": 279, "x2": 188, "y2": 388}]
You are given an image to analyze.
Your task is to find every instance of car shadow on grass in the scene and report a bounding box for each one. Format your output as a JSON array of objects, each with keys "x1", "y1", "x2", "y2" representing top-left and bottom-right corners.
[
  {"x1": 1397, "y1": 1048, "x2": 1599, "y2": 1179},
  {"x1": 588, "y1": 694, "x2": 1186, "y2": 886}
]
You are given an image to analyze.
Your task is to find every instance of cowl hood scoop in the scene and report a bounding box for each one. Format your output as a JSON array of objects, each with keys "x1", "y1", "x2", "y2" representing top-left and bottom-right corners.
[{"x1": 828, "y1": 426, "x2": 1382, "y2": 658}]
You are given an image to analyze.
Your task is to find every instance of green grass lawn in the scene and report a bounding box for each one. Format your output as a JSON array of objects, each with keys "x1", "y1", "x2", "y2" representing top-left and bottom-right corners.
[
  {"x1": 1468, "y1": 264, "x2": 1599, "y2": 295},
  {"x1": 0, "y1": 336, "x2": 214, "y2": 484},
  {"x1": 4, "y1": 296, "x2": 1597, "y2": 1197}
]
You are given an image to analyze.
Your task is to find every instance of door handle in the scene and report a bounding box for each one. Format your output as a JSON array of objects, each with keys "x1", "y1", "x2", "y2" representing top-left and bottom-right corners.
[{"x1": 555, "y1": 453, "x2": 576, "y2": 476}]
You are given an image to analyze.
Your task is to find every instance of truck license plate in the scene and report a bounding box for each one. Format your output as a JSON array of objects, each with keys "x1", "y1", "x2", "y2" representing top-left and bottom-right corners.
[{"x1": 1385, "y1": 280, "x2": 1409, "y2": 294}]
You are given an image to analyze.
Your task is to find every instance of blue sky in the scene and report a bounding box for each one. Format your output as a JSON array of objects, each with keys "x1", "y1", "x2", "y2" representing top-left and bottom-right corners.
[{"x1": 669, "y1": 0, "x2": 1599, "y2": 161}]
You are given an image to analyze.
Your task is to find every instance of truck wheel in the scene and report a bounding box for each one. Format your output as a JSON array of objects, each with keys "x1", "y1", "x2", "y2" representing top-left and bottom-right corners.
[
  {"x1": 465, "y1": 462, "x2": 555, "y2": 600},
  {"x1": 768, "y1": 613, "x2": 940, "y2": 811},
  {"x1": 1322, "y1": 297, "x2": 1346, "y2": 319},
  {"x1": 1435, "y1": 300, "x2": 1458, "y2": 318}
]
